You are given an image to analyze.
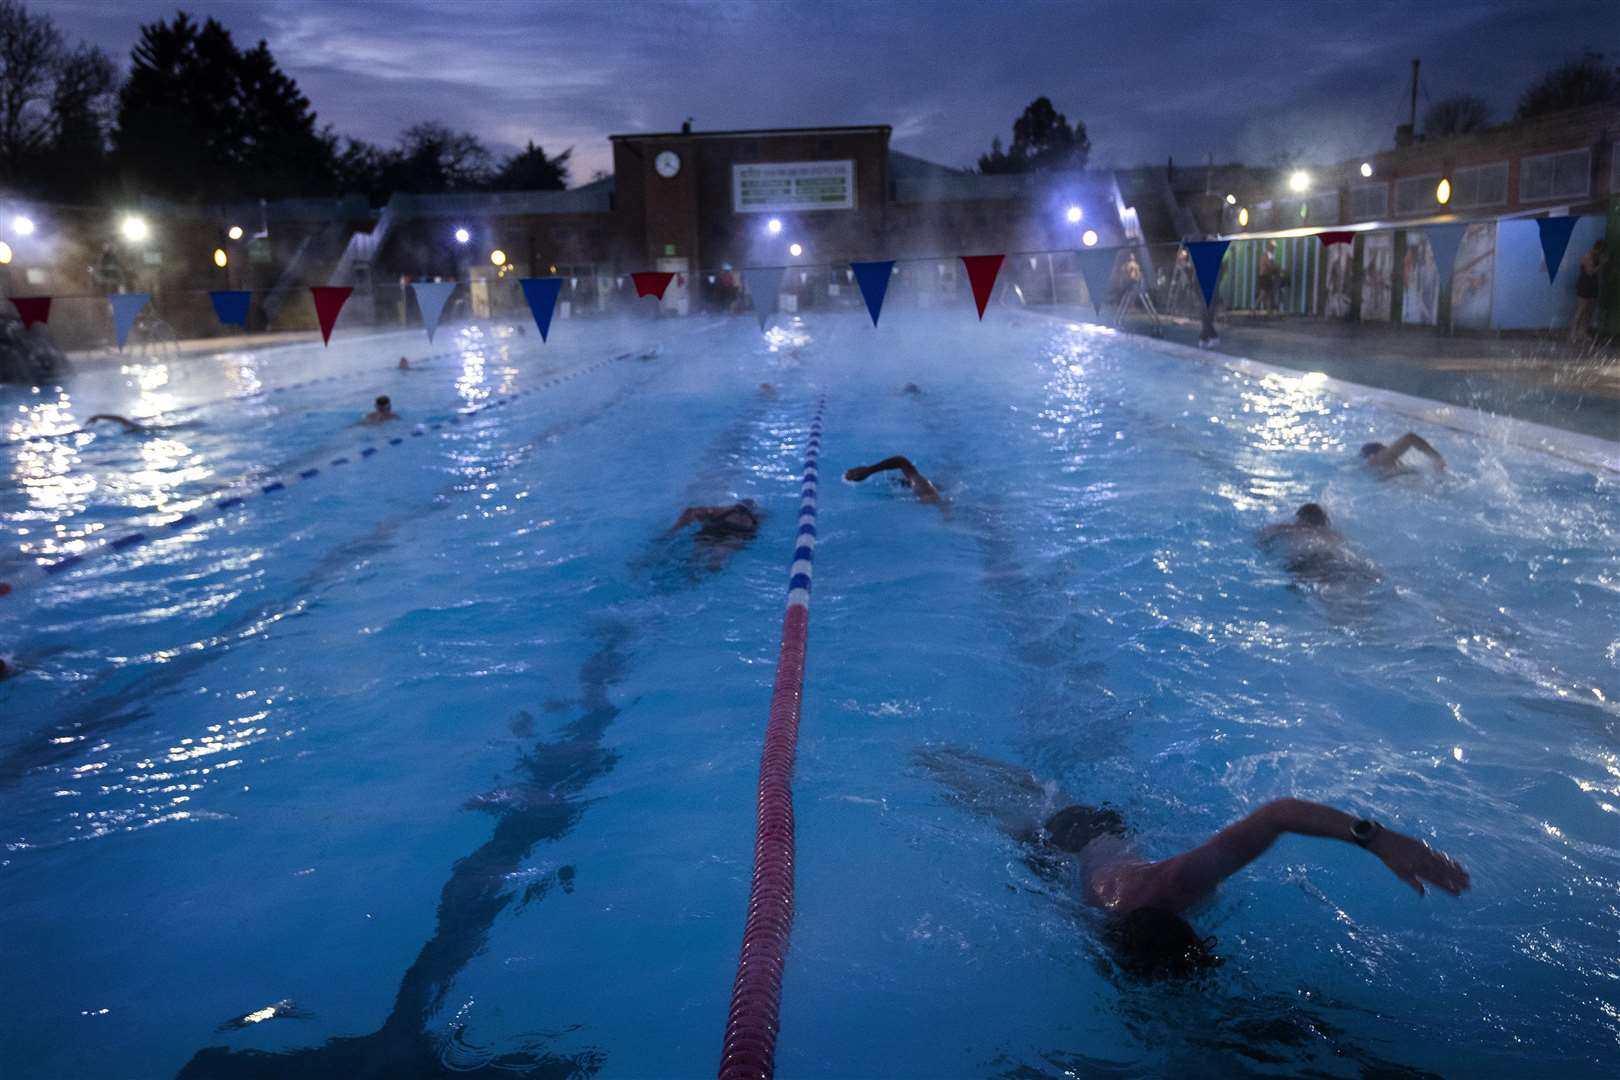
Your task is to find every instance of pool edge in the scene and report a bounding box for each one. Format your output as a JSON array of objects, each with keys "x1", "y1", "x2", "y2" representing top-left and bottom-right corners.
[{"x1": 1018, "y1": 310, "x2": 1620, "y2": 476}]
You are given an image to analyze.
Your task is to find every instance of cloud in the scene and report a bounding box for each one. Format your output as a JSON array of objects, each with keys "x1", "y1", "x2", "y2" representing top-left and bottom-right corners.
[{"x1": 47, "y1": 0, "x2": 1604, "y2": 185}]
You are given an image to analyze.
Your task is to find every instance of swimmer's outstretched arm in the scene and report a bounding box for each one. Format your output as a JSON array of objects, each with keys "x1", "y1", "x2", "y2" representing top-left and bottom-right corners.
[
  {"x1": 843, "y1": 456, "x2": 942, "y2": 504},
  {"x1": 1379, "y1": 433, "x2": 1446, "y2": 470},
  {"x1": 86, "y1": 413, "x2": 146, "y2": 433},
  {"x1": 1114, "y1": 798, "x2": 1470, "y2": 913}
]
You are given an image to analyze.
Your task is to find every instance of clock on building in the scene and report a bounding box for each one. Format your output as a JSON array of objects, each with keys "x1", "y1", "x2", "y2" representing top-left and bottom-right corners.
[{"x1": 655, "y1": 150, "x2": 682, "y2": 178}]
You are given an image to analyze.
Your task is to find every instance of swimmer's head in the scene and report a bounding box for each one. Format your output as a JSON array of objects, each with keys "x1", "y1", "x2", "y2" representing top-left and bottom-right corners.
[
  {"x1": 1295, "y1": 503, "x2": 1329, "y2": 528},
  {"x1": 398, "y1": 357, "x2": 409, "y2": 369},
  {"x1": 375, "y1": 395, "x2": 392, "y2": 413},
  {"x1": 1104, "y1": 906, "x2": 1222, "y2": 981},
  {"x1": 0, "y1": 656, "x2": 10, "y2": 679},
  {"x1": 1359, "y1": 442, "x2": 1385, "y2": 459},
  {"x1": 1043, "y1": 805, "x2": 1126, "y2": 852},
  {"x1": 901, "y1": 383, "x2": 922, "y2": 395}
]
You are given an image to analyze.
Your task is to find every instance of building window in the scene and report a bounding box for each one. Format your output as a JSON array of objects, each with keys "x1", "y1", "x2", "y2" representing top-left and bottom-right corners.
[
  {"x1": 1450, "y1": 162, "x2": 1508, "y2": 208},
  {"x1": 1306, "y1": 191, "x2": 1340, "y2": 223},
  {"x1": 1393, "y1": 174, "x2": 1442, "y2": 215},
  {"x1": 1519, "y1": 148, "x2": 1590, "y2": 203},
  {"x1": 1349, "y1": 183, "x2": 1388, "y2": 220}
]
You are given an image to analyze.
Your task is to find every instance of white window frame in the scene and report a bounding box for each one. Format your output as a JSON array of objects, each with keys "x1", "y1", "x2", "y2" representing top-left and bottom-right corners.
[
  {"x1": 1450, "y1": 161, "x2": 1508, "y2": 209},
  {"x1": 1349, "y1": 182, "x2": 1388, "y2": 220},
  {"x1": 1518, "y1": 148, "x2": 1590, "y2": 204},
  {"x1": 1393, "y1": 173, "x2": 1442, "y2": 216}
]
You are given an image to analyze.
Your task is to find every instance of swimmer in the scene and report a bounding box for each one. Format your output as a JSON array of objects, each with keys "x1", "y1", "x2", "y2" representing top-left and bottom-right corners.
[
  {"x1": 1360, "y1": 432, "x2": 1445, "y2": 476},
  {"x1": 359, "y1": 395, "x2": 398, "y2": 425},
  {"x1": 900, "y1": 383, "x2": 923, "y2": 395},
  {"x1": 844, "y1": 455, "x2": 942, "y2": 505},
  {"x1": 1257, "y1": 503, "x2": 1379, "y2": 585},
  {"x1": 919, "y1": 747, "x2": 1469, "y2": 979},
  {"x1": 666, "y1": 500, "x2": 762, "y2": 542},
  {"x1": 398, "y1": 356, "x2": 410, "y2": 370},
  {"x1": 758, "y1": 383, "x2": 778, "y2": 400},
  {"x1": 85, "y1": 413, "x2": 152, "y2": 434},
  {"x1": 0, "y1": 655, "x2": 11, "y2": 680}
]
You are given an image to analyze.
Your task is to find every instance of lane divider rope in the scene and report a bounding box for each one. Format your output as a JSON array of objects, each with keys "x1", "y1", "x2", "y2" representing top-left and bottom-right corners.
[
  {"x1": 719, "y1": 397, "x2": 824, "y2": 1080},
  {"x1": 0, "y1": 350, "x2": 643, "y2": 599},
  {"x1": 0, "y1": 350, "x2": 467, "y2": 449}
]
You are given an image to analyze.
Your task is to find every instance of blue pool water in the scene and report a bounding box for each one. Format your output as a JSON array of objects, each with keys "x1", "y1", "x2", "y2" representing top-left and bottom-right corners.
[{"x1": 1, "y1": 312, "x2": 1616, "y2": 1078}]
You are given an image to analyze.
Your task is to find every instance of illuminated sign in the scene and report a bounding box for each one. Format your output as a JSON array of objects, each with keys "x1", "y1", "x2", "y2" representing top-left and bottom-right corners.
[{"x1": 733, "y1": 160, "x2": 855, "y2": 213}]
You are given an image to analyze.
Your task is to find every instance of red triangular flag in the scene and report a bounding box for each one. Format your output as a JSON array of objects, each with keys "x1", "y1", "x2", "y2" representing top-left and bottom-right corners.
[
  {"x1": 309, "y1": 286, "x2": 353, "y2": 345},
  {"x1": 630, "y1": 272, "x2": 674, "y2": 300},
  {"x1": 10, "y1": 296, "x2": 51, "y2": 329},
  {"x1": 960, "y1": 255, "x2": 1004, "y2": 320},
  {"x1": 1317, "y1": 231, "x2": 1355, "y2": 247}
]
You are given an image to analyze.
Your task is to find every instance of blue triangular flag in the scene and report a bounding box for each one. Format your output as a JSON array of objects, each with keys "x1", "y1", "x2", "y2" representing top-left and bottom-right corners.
[
  {"x1": 109, "y1": 292, "x2": 149, "y2": 350},
  {"x1": 850, "y1": 260, "x2": 894, "y2": 326},
  {"x1": 1423, "y1": 223, "x2": 1468, "y2": 283},
  {"x1": 518, "y1": 278, "x2": 563, "y2": 341},
  {"x1": 209, "y1": 289, "x2": 251, "y2": 328},
  {"x1": 1076, "y1": 249, "x2": 1117, "y2": 316},
  {"x1": 744, "y1": 266, "x2": 786, "y2": 332},
  {"x1": 1536, "y1": 215, "x2": 1579, "y2": 284},
  {"x1": 1186, "y1": 240, "x2": 1231, "y2": 307},
  {"x1": 411, "y1": 281, "x2": 456, "y2": 342}
]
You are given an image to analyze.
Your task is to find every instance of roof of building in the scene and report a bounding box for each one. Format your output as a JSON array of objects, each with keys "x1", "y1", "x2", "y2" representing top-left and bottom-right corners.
[
  {"x1": 388, "y1": 175, "x2": 616, "y2": 219},
  {"x1": 609, "y1": 124, "x2": 891, "y2": 141}
]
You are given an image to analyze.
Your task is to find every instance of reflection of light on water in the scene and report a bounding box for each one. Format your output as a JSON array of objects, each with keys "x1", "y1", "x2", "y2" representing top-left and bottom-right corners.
[
  {"x1": 457, "y1": 349, "x2": 490, "y2": 405},
  {"x1": 764, "y1": 322, "x2": 813, "y2": 352},
  {"x1": 123, "y1": 361, "x2": 180, "y2": 419}
]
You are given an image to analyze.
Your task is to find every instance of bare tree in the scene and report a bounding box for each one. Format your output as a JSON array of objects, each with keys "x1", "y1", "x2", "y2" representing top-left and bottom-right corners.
[
  {"x1": 1423, "y1": 95, "x2": 1492, "y2": 138},
  {"x1": 1517, "y1": 51, "x2": 1620, "y2": 119},
  {"x1": 0, "y1": 0, "x2": 63, "y2": 178}
]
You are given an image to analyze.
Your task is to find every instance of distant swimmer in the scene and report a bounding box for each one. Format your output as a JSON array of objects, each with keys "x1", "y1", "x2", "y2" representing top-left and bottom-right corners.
[
  {"x1": 758, "y1": 382, "x2": 778, "y2": 399},
  {"x1": 398, "y1": 356, "x2": 410, "y2": 370},
  {"x1": 0, "y1": 655, "x2": 12, "y2": 681},
  {"x1": 900, "y1": 383, "x2": 923, "y2": 395},
  {"x1": 1258, "y1": 503, "x2": 1380, "y2": 585},
  {"x1": 666, "y1": 500, "x2": 762, "y2": 543},
  {"x1": 85, "y1": 413, "x2": 152, "y2": 433},
  {"x1": 919, "y1": 747, "x2": 1470, "y2": 979},
  {"x1": 359, "y1": 395, "x2": 398, "y2": 425},
  {"x1": 1359, "y1": 432, "x2": 1446, "y2": 477},
  {"x1": 844, "y1": 455, "x2": 942, "y2": 504}
]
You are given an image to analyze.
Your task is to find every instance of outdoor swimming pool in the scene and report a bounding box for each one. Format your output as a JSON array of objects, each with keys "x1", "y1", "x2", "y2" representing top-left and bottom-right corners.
[{"x1": 2, "y1": 310, "x2": 1616, "y2": 1078}]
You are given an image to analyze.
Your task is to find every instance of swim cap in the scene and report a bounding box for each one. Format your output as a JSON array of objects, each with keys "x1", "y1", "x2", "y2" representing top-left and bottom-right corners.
[{"x1": 1360, "y1": 442, "x2": 1384, "y2": 458}]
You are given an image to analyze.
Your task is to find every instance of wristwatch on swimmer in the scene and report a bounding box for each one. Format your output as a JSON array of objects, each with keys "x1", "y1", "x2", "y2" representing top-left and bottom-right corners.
[{"x1": 1351, "y1": 818, "x2": 1381, "y2": 847}]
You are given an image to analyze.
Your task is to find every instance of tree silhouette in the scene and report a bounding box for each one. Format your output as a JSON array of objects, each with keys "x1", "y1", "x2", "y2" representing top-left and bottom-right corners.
[
  {"x1": 978, "y1": 97, "x2": 1090, "y2": 174},
  {"x1": 1517, "y1": 51, "x2": 1620, "y2": 119},
  {"x1": 491, "y1": 140, "x2": 571, "y2": 191},
  {"x1": 1423, "y1": 95, "x2": 1492, "y2": 137},
  {"x1": 112, "y1": 11, "x2": 333, "y2": 200}
]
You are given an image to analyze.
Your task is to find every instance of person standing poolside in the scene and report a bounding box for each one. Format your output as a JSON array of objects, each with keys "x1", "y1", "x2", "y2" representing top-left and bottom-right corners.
[
  {"x1": 844, "y1": 455, "x2": 942, "y2": 505},
  {"x1": 1359, "y1": 432, "x2": 1446, "y2": 476},
  {"x1": 1569, "y1": 240, "x2": 1607, "y2": 345},
  {"x1": 360, "y1": 395, "x2": 398, "y2": 425},
  {"x1": 918, "y1": 747, "x2": 1469, "y2": 979}
]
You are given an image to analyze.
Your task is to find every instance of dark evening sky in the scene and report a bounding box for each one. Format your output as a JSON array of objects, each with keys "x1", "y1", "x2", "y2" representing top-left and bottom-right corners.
[{"x1": 47, "y1": 0, "x2": 1612, "y2": 184}]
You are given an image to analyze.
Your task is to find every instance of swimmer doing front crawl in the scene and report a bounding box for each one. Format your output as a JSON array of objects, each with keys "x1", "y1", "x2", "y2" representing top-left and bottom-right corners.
[
  {"x1": 919, "y1": 748, "x2": 1470, "y2": 978},
  {"x1": 844, "y1": 455, "x2": 942, "y2": 504}
]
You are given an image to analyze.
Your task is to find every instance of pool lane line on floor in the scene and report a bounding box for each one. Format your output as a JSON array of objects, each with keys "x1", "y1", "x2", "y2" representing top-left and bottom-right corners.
[
  {"x1": 0, "y1": 349, "x2": 468, "y2": 449},
  {"x1": 0, "y1": 350, "x2": 636, "y2": 600},
  {"x1": 719, "y1": 397, "x2": 823, "y2": 1080}
]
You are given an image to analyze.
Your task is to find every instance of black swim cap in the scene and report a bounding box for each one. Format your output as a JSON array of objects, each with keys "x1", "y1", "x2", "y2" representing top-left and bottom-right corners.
[
  {"x1": 1296, "y1": 503, "x2": 1329, "y2": 527},
  {"x1": 1360, "y1": 442, "x2": 1385, "y2": 458},
  {"x1": 1105, "y1": 907, "x2": 1222, "y2": 980}
]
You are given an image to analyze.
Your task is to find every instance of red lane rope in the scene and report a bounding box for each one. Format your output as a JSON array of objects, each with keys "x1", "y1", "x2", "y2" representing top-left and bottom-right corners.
[{"x1": 719, "y1": 400, "x2": 824, "y2": 1080}]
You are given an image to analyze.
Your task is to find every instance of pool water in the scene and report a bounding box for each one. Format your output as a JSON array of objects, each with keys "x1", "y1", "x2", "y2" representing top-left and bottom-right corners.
[{"x1": 1, "y1": 312, "x2": 1615, "y2": 1079}]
